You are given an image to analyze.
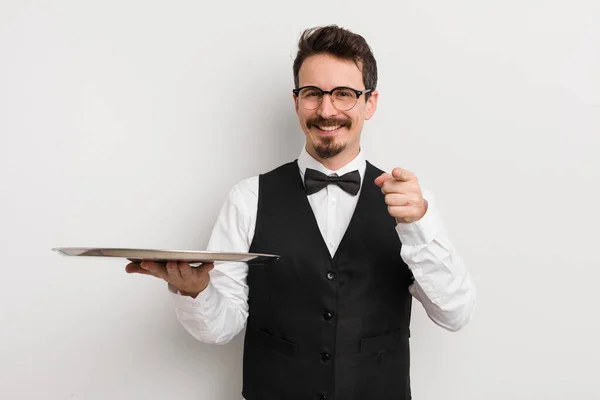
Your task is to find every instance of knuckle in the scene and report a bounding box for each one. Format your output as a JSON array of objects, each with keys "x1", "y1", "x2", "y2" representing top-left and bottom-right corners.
[
  {"x1": 166, "y1": 261, "x2": 177, "y2": 269},
  {"x1": 178, "y1": 263, "x2": 190, "y2": 272}
]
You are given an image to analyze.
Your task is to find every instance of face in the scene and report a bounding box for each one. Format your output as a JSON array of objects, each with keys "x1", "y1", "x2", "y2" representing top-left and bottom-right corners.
[{"x1": 294, "y1": 53, "x2": 378, "y2": 164}]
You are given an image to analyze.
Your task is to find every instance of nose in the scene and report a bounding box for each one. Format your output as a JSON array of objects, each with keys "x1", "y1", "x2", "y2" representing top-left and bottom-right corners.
[{"x1": 317, "y1": 94, "x2": 338, "y2": 119}]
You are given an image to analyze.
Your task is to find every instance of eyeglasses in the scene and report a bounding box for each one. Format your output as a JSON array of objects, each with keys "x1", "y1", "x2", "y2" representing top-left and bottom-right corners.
[{"x1": 292, "y1": 86, "x2": 373, "y2": 111}]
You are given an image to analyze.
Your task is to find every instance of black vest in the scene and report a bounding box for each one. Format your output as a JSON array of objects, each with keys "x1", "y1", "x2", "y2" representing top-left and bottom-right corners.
[{"x1": 243, "y1": 160, "x2": 414, "y2": 400}]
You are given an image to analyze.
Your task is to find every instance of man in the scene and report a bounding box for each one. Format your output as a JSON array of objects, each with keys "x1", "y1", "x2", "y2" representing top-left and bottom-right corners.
[{"x1": 127, "y1": 25, "x2": 476, "y2": 400}]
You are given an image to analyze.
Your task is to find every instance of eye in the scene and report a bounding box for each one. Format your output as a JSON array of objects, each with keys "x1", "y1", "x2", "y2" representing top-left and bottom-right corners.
[
  {"x1": 300, "y1": 89, "x2": 320, "y2": 98},
  {"x1": 334, "y1": 89, "x2": 356, "y2": 99}
]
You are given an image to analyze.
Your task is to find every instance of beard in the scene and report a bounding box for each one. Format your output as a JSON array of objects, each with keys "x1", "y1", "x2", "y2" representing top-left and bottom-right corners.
[
  {"x1": 314, "y1": 136, "x2": 346, "y2": 159},
  {"x1": 306, "y1": 116, "x2": 351, "y2": 159}
]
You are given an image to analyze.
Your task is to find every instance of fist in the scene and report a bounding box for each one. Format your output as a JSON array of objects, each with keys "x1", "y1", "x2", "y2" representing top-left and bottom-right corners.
[
  {"x1": 125, "y1": 260, "x2": 214, "y2": 298},
  {"x1": 374, "y1": 167, "x2": 428, "y2": 223}
]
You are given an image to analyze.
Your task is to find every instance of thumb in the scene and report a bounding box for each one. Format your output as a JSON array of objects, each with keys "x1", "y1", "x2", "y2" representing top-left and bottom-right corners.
[
  {"x1": 195, "y1": 263, "x2": 214, "y2": 273},
  {"x1": 392, "y1": 167, "x2": 413, "y2": 182},
  {"x1": 374, "y1": 172, "x2": 393, "y2": 187}
]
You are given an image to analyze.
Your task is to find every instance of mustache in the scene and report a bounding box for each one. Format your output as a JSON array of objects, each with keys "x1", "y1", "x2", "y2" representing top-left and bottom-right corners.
[{"x1": 306, "y1": 116, "x2": 351, "y2": 130}]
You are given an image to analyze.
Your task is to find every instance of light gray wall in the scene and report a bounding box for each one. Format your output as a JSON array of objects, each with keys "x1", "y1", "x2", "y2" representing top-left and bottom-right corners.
[{"x1": 1, "y1": 1, "x2": 598, "y2": 399}]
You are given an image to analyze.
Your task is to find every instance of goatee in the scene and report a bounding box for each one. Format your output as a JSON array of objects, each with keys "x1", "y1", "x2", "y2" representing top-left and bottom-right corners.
[{"x1": 314, "y1": 136, "x2": 346, "y2": 159}]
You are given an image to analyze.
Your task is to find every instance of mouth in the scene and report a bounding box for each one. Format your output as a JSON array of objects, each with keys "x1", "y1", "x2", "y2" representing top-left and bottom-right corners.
[
  {"x1": 314, "y1": 124, "x2": 344, "y2": 135},
  {"x1": 307, "y1": 117, "x2": 351, "y2": 136}
]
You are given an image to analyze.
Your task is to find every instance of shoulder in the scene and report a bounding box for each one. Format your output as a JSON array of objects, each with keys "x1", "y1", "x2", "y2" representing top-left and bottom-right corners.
[
  {"x1": 365, "y1": 160, "x2": 386, "y2": 176},
  {"x1": 227, "y1": 175, "x2": 259, "y2": 203},
  {"x1": 225, "y1": 160, "x2": 298, "y2": 203},
  {"x1": 259, "y1": 160, "x2": 298, "y2": 179}
]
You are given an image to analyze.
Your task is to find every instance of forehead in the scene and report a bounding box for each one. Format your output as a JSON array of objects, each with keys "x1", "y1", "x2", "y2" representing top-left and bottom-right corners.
[{"x1": 298, "y1": 53, "x2": 364, "y2": 90}]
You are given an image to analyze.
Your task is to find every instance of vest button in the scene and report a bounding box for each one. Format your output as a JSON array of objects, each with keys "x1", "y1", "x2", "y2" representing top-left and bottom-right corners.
[
  {"x1": 323, "y1": 311, "x2": 333, "y2": 320},
  {"x1": 321, "y1": 352, "x2": 331, "y2": 362},
  {"x1": 318, "y1": 395, "x2": 327, "y2": 400},
  {"x1": 326, "y1": 271, "x2": 336, "y2": 280}
]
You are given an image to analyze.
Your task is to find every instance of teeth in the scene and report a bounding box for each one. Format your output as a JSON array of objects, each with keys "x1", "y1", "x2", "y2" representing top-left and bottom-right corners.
[{"x1": 318, "y1": 125, "x2": 341, "y2": 131}]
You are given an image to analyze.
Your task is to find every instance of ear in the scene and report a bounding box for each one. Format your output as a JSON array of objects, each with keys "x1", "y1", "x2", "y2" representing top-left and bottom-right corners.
[
  {"x1": 293, "y1": 94, "x2": 299, "y2": 114},
  {"x1": 364, "y1": 90, "x2": 379, "y2": 120}
]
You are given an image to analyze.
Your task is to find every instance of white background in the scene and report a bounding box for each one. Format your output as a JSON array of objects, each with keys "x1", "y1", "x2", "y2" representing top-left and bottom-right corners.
[{"x1": 1, "y1": 1, "x2": 599, "y2": 399}]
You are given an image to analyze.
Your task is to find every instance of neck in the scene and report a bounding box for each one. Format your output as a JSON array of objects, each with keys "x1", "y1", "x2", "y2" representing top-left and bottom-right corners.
[{"x1": 306, "y1": 144, "x2": 361, "y2": 171}]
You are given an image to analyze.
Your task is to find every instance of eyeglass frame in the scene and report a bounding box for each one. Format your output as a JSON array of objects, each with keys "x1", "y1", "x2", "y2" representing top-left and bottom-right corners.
[{"x1": 292, "y1": 86, "x2": 373, "y2": 111}]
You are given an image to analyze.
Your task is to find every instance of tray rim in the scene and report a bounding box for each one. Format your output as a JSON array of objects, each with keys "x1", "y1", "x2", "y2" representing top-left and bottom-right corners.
[{"x1": 51, "y1": 247, "x2": 280, "y2": 262}]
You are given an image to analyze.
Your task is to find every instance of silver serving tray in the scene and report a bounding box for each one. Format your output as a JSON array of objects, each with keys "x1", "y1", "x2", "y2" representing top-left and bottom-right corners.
[{"x1": 52, "y1": 247, "x2": 280, "y2": 265}]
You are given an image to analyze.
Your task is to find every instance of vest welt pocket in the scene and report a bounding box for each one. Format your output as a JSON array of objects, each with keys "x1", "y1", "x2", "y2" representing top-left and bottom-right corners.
[
  {"x1": 248, "y1": 328, "x2": 297, "y2": 358},
  {"x1": 360, "y1": 329, "x2": 410, "y2": 354}
]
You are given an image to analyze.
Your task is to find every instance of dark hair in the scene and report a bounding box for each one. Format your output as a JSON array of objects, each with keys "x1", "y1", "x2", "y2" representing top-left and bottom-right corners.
[{"x1": 293, "y1": 25, "x2": 377, "y2": 95}]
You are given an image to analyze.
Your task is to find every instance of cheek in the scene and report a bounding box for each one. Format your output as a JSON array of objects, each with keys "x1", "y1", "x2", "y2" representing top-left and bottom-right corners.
[
  {"x1": 347, "y1": 113, "x2": 365, "y2": 136},
  {"x1": 300, "y1": 111, "x2": 317, "y2": 126},
  {"x1": 348, "y1": 110, "x2": 363, "y2": 126},
  {"x1": 298, "y1": 112, "x2": 314, "y2": 132}
]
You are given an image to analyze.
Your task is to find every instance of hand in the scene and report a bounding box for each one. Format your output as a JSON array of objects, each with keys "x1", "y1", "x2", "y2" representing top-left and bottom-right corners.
[
  {"x1": 374, "y1": 167, "x2": 428, "y2": 223},
  {"x1": 125, "y1": 260, "x2": 214, "y2": 298}
]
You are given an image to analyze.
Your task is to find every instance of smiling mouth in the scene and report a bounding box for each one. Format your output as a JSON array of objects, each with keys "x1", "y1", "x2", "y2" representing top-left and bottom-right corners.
[
  {"x1": 307, "y1": 117, "x2": 350, "y2": 134},
  {"x1": 316, "y1": 125, "x2": 343, "y2": 132}
]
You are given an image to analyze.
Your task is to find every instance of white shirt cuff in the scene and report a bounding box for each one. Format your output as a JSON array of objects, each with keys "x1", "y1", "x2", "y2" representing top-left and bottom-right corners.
[{"x1": 168, "y1": 281, "x2": 219, "y2": 314}]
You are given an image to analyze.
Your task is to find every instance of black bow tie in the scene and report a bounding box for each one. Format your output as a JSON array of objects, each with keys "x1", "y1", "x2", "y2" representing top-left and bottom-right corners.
[{"x1": 304, "y1": 168, "x2": 361, "y2": 196}]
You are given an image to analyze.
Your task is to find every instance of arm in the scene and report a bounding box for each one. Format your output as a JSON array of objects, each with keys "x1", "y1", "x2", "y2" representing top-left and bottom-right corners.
[
  {"x1": 375, "y1": 167, "x2": 476, "y2": 332},
  {"x1": 396, "y1": 189, "x2": 476, "y2": 332},
  {"x1": 169, "y1": 177, "x2": 258, "y2": 344}
]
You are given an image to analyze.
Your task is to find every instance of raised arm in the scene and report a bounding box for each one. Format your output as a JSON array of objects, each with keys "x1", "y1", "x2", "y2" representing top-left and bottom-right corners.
[{"x1": 375, "y1": 168, "x2": 476, "y2": 331}]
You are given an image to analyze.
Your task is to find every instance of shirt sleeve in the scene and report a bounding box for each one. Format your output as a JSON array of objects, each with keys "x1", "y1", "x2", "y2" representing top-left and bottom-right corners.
[
  {"x1": 395, "y1": 189, "x2": 476, "y2": 332},
  {"x1": 168, "y1": 177, "x2": 258, "y2": 344}
]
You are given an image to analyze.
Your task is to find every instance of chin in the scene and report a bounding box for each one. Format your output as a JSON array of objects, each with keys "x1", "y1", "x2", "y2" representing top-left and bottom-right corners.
[{"x1": 312, "y1": 138, "x2": 346, "y2": 159}]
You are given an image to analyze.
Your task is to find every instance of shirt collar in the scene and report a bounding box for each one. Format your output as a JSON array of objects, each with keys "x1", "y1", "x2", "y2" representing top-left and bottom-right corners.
[{"x1": 297, "y1": 145, "x2": 366, "y2": 181}]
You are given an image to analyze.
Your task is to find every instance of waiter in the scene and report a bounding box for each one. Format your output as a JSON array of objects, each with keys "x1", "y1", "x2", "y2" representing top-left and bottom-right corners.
[{"x1": 127, "y1": 25, "x2": 476, "y2": 400}]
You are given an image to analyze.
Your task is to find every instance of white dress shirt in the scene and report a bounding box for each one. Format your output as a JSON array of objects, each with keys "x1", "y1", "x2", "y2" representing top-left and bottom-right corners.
[{"x1": 169, "y1": 147, "x2": 476, "y2": 349}]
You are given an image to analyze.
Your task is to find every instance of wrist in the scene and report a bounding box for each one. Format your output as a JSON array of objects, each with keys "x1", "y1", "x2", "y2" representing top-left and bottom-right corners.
[
  {"x1": 178, "y1": 280, "x2": 210, "y2": 298},
  {"x1": 179, "y1": 290, "x2": 201, "y2": 298}
]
